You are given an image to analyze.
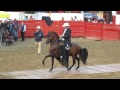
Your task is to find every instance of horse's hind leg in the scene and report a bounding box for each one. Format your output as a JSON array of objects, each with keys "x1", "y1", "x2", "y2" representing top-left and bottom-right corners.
[
  {"x1": 68, "y1": 56, "x2": 76, "y2": 71},
  {"x1": 42, "y1": 54, "x2": 51, "y2": 65},
  {"x1": 49, "y1": 57, "x2": 54, "y2": 72},
  {"x1": 75, "y1": 56, "x2": 80, "y2": 70}
]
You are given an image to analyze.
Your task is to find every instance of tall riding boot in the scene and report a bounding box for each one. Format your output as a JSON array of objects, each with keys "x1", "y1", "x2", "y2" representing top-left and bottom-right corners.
[
  {"x1": 65, "y1": 50, "x2": 70, "y2": 62},
  {"x1": 62, "y1": 46, "x2": 67, "y2": 63}
]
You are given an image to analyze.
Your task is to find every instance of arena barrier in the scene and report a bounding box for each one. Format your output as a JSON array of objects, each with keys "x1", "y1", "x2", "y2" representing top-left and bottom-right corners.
[{"x1": 17, "y1": 20, "x2": 120, "y2": 41}]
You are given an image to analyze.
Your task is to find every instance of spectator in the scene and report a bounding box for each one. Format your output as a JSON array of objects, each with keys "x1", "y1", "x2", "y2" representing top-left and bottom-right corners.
[
  {"x1": 4, "y1": 19, "x2": 9, "y2": 31},
  {"x1": 13, "y1": 19, "x2": 19, "y2": 41},
  {"x1": 19, "y1": 22, "x2": 26, "y2": 41},
  {"x1": 25, "y1": 16, "x2": 28, "y2": 20},
  {"x1": 61, "y1": 17, "x2": 64, "y2": 21},
  {"x1": 70, "y1": 17, "x2": 74, "y2": 21},
  {"x1": 34, "y1": 26, "x2": 44, "y2": 55},
  {"x1": 74, "y1": 16, "x2": 78, "y2": 21},
  {"x1": 88, "y1": 18, "x2": 91, "y2": 22},
  {"x1": 8, "y1": 21, "x2": 13, "y2": 36},
  {"x1": 58, "y1": 11, "x2": 64, "y2": 13},
  {"x1": 29, "y1": 16, "x2": 34, "y2": 20},
  {"x1": 0, "y1": 21, "x2": 6, "y2": 42}
]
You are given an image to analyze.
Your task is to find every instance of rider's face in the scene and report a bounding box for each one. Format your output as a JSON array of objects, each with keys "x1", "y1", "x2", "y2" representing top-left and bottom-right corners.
[{"x1": 64, "y1": 26, "x2": 68, "y2": 29}]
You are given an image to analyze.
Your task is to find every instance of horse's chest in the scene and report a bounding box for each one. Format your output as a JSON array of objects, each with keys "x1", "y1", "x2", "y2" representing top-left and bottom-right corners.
[
  {"x1": 49, "y1": 47, "x2": 58, "y2": 52},
  {"x1": 49, "y1": 46, "x2": 60, "y2": 56}
]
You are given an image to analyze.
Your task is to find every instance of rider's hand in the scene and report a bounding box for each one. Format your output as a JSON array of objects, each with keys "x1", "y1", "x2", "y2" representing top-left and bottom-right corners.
[{"x1": 60, "y1": 35, "x2": 63, "y2": 38}]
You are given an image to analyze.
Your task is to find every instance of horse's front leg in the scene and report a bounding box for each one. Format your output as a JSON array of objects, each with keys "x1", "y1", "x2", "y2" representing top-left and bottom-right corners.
[
  {"x1": 42, "y1": 54, "x2": 51, "y2": 65},
  {"x1": 49, "y1": 56, "x2": 54, "y2": 72}
]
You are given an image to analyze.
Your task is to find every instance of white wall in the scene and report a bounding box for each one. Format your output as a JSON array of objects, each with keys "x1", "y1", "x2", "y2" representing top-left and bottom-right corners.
[
  {"x1": 0, "y1": 12, "x2": 84, "y2": 21},
  {"x1": 34, "y1": 13, "x2": 49, "y2": 20},
  {"x1": 50, "y1": 13, "x2": 84, "y2": 21},
  {"x1": 116, "y1": 15, "x2": 120, "y2": 25},
  {"x1": 35, "y1": 13, "x2": 84, "y2": 21},
  {"x1": 112, "y1": 11, "x2": 117, "y2": 16},
  {"x1": 7, "y1": 12, "x2": 20, "y2": 20}
]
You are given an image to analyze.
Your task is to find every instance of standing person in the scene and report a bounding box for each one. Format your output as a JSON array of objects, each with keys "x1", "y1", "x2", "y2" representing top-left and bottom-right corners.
[
  {"x1": 34, "y1": 26, "x2": 44, "y2": 55},
  {"x1": 9, "y1": 21, "x2": 14, "y2": 36},
  {"x1": 74, "y1": 16, "x2": 78, "y2": 21},
  {"x1": 20, "y1": 22, "x2": 26, "y2": 41},
  {"x1": 13, "y1": 19, "x2": 19, "y2": 41},
  {"x1": 1, "y1": 20, "x2": 6, "y2": 42},
  {"x1": 29, "y1": 16, "x2": 34, "y2": 20},
  {"x1": 70, "y1": 17, "x2": 74, "y2": 21},
  {"x1": 0, "y1": 22, "x2": 3, "y2": 46},
  {"x1": 59, "y1": 23, "x2": 71, "y2": 64},
  {"x1": 25, "y1": 16, "x2": 28, "y2": 20},
  {"x1": 61, "y1": 17, "x2": 64, "y2": 21}
]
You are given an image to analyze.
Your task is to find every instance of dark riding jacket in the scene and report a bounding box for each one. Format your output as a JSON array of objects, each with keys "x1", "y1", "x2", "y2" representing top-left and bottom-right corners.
[
  {"x1": 34, "y1": 30, "x2": 44, "y2": 42},
  {"x1": 62, "y1": 28, "x2": 71, "y2": 48}
]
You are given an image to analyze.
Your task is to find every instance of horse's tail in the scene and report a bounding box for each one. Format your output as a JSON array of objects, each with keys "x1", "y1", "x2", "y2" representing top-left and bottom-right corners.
[{"x1": 79, "y1": 47, "x2": 88, "y2": 64}]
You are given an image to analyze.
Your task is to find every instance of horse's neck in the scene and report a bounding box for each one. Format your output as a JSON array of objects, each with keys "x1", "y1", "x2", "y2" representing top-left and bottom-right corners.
[
  {"x1": 50, "y1": 38, "x2": 59, "y2": 46},
  {"x1": 49, "y1": 39, "x2": 60, "y2": 53}
]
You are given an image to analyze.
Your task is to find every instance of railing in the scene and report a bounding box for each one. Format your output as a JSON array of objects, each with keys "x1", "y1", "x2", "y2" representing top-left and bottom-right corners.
[{"x1": 17, "y1": 20, "x2": 120, "y2": 41}]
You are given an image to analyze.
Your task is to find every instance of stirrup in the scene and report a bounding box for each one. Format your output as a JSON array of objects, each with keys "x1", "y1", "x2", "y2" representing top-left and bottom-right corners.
[{"x1": 60, "y1": 56, "x2": 63, "y2": 59}]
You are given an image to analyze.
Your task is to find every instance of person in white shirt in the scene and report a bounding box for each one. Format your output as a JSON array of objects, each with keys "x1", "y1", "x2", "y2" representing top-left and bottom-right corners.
[
  {"x1": 59, "y1": 23, "x2": 71, "y2": 65},
  {"x1": 74, "y1": 16, "x2": 78, "y2": 21},
  {"x1": 20, "y1": 22, "x2": 26, "y2": 41}
]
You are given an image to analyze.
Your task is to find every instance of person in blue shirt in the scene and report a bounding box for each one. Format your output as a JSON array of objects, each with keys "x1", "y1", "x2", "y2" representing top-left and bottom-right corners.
[
  {"x1": 24, "y1": 16, "x2": 28, "y2": 20},
  {"x1": 34, "y1": 26, "x2": 44, "y2": 55}
]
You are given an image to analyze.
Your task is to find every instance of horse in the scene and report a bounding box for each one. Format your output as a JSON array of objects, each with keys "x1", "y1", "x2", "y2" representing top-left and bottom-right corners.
[{"x1": 42, "y1": 31, "x2": 88, "y2": 71}]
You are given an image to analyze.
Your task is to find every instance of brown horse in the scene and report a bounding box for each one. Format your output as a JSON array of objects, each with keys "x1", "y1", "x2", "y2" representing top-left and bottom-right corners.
[{"x1": 42, "y1": 31, "x2": 88, "y2": 71}]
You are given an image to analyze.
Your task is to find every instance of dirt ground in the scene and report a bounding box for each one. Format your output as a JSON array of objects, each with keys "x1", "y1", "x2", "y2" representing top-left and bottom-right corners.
[{"x1": 0, "y1": 38, "x2": 120, "y2": 79}]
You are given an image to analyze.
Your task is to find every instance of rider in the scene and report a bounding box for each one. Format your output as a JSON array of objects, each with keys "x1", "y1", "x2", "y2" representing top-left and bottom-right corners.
[{"x1": 60, "y1": 23, "x2": 71, "y2": 64}]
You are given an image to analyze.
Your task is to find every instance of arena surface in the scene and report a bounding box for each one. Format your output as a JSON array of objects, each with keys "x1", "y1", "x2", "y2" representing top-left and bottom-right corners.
[{"x1": 0, "y1": 38, "x2": 120, "y2": 79}]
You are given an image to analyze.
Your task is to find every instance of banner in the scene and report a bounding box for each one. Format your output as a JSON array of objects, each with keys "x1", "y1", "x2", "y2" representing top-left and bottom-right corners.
[{"x1": 0, "y1": 12, "x2": 10, "y2": 18}]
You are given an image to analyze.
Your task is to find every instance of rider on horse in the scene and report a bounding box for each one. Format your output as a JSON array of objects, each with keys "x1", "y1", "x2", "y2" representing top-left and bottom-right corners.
[{"x1": 60, "y1": 23, "x2": 71, "y2": 64}]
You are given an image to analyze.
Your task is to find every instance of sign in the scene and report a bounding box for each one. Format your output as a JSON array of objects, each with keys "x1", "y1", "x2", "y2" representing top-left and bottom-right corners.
[{"x1": 0, "y1": 12, "x2": 10, "y2": 18}]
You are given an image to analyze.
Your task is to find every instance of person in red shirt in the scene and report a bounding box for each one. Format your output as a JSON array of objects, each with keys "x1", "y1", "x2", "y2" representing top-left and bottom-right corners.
[{"x1": 58, "y1": 11, "x2": 64, "y2": 13}]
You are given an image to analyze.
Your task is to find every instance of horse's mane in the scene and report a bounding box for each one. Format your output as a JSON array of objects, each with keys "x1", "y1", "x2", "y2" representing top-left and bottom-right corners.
[{"x1": 51, "y1": 31, "x2": 59, "y2": 39}]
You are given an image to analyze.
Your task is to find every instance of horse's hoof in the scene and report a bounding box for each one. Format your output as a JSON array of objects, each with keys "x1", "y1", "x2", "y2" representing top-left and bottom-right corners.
[
  {"x1": 75, "y1": 67, "x2": 79, "y2": 70},
  {"x1": 67, "y1": 68, "x2": 71, "y2": 71},
  {"x1": 49, "y1": 69, "x2": 53, "y2": 72}
]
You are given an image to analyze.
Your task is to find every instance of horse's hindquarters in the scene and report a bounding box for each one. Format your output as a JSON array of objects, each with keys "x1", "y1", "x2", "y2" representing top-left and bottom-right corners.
[{"x1": 69, "y1": 43, "x2": 81, "y2": 56}]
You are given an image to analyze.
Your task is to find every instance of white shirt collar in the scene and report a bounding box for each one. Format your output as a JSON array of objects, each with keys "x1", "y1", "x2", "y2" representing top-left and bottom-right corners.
[{"x1": 62, "y1": 28, "x2": 68, "y2": 36}]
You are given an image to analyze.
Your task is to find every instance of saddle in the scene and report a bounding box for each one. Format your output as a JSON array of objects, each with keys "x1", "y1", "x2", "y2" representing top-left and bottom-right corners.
[{"x1": 59, "y1": 37, "x2": 71, "y2": 50}]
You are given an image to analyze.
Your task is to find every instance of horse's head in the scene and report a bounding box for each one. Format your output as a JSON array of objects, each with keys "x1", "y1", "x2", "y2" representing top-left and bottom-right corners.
[{"x1": 46, "y1": 31, "x2": 59, "y2": 44}]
